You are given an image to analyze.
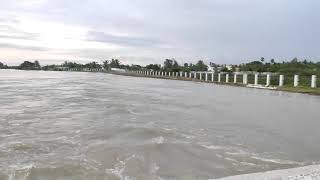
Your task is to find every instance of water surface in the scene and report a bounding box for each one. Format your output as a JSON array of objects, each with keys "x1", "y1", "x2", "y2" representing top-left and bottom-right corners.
[{"x1": 0, "y1": 69, "x2": 319, "y2": 180}]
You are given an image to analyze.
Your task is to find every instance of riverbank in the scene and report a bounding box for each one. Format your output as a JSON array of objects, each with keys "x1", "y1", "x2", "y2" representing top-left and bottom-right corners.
[
  {"x1": 213, "y1": 165, "x2": 320, "y2": 180},
  {"x1": 107, "y1": 70, "x2": 320, "y2": 96},
  {"x1": 278, "y1": 86, "x2": 320, "y2": 96}
]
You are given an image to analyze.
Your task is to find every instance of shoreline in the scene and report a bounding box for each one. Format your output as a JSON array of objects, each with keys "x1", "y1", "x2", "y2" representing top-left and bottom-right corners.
[
  {"x1": 212, "y1": 164, "x2": 320, "y2": 180},
  {"x1": 108, "y1": 70, "x2": 320, "y2": 96}
]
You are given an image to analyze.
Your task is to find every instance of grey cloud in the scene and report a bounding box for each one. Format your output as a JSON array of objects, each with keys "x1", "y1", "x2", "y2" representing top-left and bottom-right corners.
[
  {"x1": 55, "y1": 48, "x2": 160, "y2": 65},
  {"x1": 0, "y1": 43, "x2": 48, "y2": 51},
  {"x1": 0, "y1": 24, "x2": 38, "y2": 40},
  {"x1": 0, "y1": 34, "x2": 37, "y2": 40},
  {"x1": 86, "y1": 31, "x2": 166, "y2": 48},
  {"x1": 1, "y1": 0, "x2": 320, "y2": 63}
]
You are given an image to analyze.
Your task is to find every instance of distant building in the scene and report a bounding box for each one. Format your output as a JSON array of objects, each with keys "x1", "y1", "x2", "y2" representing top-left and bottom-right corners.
[
  {"x1": 207, "y1": 62, "x2": 217, "y2": 72},
  {"x1": 208, "y1": 62, "x2": 236, "y2": 72},
  {"x1": 111, "y1": 68, "x2": 126, "y2": 72},
  {"x1": 225, "y1": 65, "x2": 233, "y2": 71},
  {"x1": 207, "y1": 65, "x2": 215, "y2": 72}
]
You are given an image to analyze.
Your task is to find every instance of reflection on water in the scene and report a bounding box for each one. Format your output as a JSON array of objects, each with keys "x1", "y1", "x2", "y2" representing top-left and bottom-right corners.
[{"x1": 0, "y1": 69, "x2": 319, "y2": 180}]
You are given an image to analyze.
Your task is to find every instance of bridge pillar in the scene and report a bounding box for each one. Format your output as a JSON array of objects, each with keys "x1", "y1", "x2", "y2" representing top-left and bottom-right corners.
[
  {"x1": 243, "y1": 74, "x2": 248, "y2": 84},
  {"x1": 266, "y1": 74, "x2": 271, "y2": 86},
  {"x1": 311, "y1": 75, "x2": 317, "y2": 88},
  {"x1": 254, "y1": 74, "x2": 259, "y2": 85},
  {"x1": 294, "y1": 75, "x2": 299, "y2": 87}
]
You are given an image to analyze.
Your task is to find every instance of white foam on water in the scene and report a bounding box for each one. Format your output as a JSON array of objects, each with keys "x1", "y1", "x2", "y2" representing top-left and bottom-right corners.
[
  {"x1": 239, "y1": 162, "x2": 257, "y2": 166},
  {"x1": 150, "y1": 163, "x2": 165, "y2": 180},
  {"x1": 225, "y1": 150, "x2": 305, "y2": 166},
  {"x1": 105, "y1": 154, "x2": 165, "y2": 180},
  {"x1": 105, "y1": 154, "x2": 136, "y2": 180},
  {"x1": 224, "y1": 157, "x2": 239, "y2": 163},
  {"x1": 180, "y1": 133, "x2": 195, "y2": 139},
  {"x1": 152, "y1": 136, "x2": 165, "y2": 144},
  {"x1": 201, "y1": 144, "x2": 226, "y2": 150},
  {"x1": 162, "y1": 128, "x2": 174, "y2": 131},
  {"x1": 250, "y1": 155, "x2": 305, "y2": 166},
  {"x1": 8, "y1": 164, "x2": 34, "y2": 180},
  {"x1": 211, "y1": 164, "x2": 320, "y2": 180}
]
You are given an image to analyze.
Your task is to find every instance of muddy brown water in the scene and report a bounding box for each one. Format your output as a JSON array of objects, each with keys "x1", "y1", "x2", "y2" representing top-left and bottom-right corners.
[{"x1": 0, "y1": 69, "x2": 319, "y2": 180}]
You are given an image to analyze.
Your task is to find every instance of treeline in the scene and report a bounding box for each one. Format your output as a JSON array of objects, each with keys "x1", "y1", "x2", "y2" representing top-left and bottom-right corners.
[
  {"x1": 0, "y1": 62, "x2": 7, "y2": 69},
  {"x1": 0, "y1": 58, "x2": 208, "y2": 72},
  {"x1": 42, "y1": 59, "x2": 144, "y2": 71},
  {"x1": 0, "y1": 60, "x2": 41, "y2": 70},
  {"x1": 42, "y1": 61, "x2": 102, "y2": 70},
  {"x1": 1, "y1": 58, "x2": 320, "y2": 75},
  {"x1": 240, "y1": 57, "x2": 320, "y2": 76},
  {"x1": 51, "y1": 59, "x2": 208, "y2": 72},
  {"x1": 144, "y1": 59, "x2": 208, "y2": 72}
]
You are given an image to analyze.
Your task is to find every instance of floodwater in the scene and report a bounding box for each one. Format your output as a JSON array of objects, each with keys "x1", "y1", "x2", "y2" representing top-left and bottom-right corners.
[{"x1": 0, "y1": 69, "x2": 319, "y2": 180}]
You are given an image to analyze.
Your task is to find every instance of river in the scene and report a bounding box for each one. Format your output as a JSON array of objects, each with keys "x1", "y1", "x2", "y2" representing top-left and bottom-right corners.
[{"x1": 0, "y1": 69, "x2": 319, "y2": 180}]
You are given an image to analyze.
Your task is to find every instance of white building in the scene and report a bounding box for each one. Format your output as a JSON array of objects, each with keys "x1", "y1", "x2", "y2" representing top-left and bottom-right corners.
[
  {"x1": 207, "y1": 65, "x2": 215, "y2": 72},
  {"x1": 111, "y1": 68, "x2": 126, "y2": 72}
]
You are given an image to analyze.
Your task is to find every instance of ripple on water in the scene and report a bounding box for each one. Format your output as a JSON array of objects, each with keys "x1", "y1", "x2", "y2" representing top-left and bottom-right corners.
[{"x1": 6, "y1": 164, "x2": 102, "y2": 180}]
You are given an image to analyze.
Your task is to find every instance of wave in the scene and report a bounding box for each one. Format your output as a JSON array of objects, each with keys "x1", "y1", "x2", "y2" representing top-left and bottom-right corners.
[
  {"x1": 224, "y1": 151, "x2": 305, "y2": 166},
  {"x1": 201, "y1": 144, "x2": 227, "y2": 150}
]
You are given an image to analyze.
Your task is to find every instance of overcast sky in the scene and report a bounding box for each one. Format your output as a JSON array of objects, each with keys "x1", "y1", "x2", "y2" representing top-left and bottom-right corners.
[{"x1": 0, "y1": 0, "x2": 319, "y2": 65}]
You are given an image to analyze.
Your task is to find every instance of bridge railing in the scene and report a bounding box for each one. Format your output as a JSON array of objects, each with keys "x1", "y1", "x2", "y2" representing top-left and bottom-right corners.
[{"x1": 132, "y1": 70, "x2": 318, "y2": 89}]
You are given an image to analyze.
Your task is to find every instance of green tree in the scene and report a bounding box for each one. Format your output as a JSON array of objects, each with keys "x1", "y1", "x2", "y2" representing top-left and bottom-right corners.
[
  {"x1": 240, "y1": 58, "x2": 320, "y2": 76},
  {"x1": 221, "y1": 67, "x2": 230, "y2": 72},
  {"x1": 291, "y1": 57, "x2": 298, "y2": 63},
  {"x1": 62, "y1": 61, "x2": 84, "y2": 69},
  {"x1": 172, "y1": 60, "x2": 180, "y2": 72},
  {"x1": 34, "y1": 60, "x2": 41, "y2": 69},
  {"x1": 85, "y1": 61, "x2": 101, "y2": 69},
  {"x1": 146, "y1": 64, "x2": 161, "y2": 71},
  {"x1": 109, "y1": 59, "x2": 121, "y2": 68},
  {"x1": 303, "y1": 59, "x2": 308, "y2": 64},
  {"x1": 193, "y1": 60, "x2": 208, "y2": 71},
  {"x1": 270, "y1": 59, "x2": 275, "y2": 64},
  {"x1": 19, "y1": 61, "x2": 38, "y2": 70},
  {"x1": 129, "y1": 64, "x2": 143, "y2": 71},
  {"x1": 163, "y1": 59, "x2": 174, "y2": 70},
  {"x1": 103, "y1": 60, "x2": 110, "y2": 70}
]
